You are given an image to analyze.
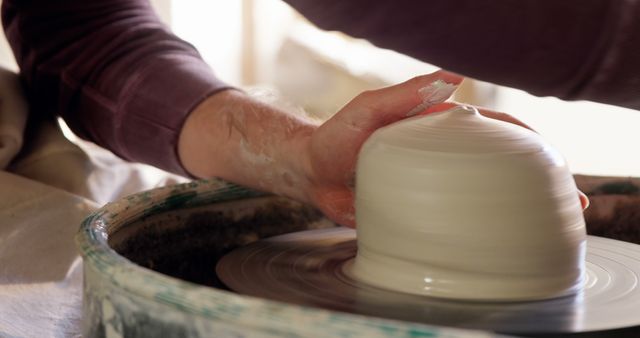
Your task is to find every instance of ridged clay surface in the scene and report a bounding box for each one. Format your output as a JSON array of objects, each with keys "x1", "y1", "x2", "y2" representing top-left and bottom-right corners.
[{"x1": 351, "y1": 106, "x2": 586, "y2": 301}]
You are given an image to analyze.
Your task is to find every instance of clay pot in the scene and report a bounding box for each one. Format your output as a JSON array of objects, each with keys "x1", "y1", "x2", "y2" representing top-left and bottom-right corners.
[{"x1": 351, "y1": 106, "x2": 586, "y2": 301}]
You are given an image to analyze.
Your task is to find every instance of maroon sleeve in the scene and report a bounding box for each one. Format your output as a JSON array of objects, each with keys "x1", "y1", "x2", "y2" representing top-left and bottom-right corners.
[
  {"x1": 2, "y1": 0, "x2": 231, "y2": 175},
  {"x1": 285, "y1": 0, "x2": 640, "y2": 110}
]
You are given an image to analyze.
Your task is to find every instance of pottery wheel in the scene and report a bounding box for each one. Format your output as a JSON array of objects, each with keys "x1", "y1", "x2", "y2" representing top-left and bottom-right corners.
[{"x1": 216, "y1": 227, "x2": 640, "y2": 336}]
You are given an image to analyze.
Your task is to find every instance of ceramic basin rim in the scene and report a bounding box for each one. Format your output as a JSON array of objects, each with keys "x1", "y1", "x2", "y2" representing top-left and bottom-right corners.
[{"x1": 74, "y1": 178, "x2": 452, "y2": 336}]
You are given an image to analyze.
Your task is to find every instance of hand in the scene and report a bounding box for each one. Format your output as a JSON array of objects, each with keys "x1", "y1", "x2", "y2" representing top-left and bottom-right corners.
[{"x1": 298, "y1": 71, "x2": 463, "y2": 227}]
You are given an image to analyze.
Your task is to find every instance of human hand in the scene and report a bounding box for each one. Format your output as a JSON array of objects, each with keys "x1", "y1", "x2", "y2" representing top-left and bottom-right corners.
[{"x1": 298, "y1": 71, "x2": 463, "y2": 227}]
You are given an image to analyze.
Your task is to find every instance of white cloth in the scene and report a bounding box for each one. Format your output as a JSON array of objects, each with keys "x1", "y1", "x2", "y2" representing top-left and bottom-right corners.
[
  {"x1": 0, "y1": 68, "x2": 188, "y2": 337},
  {"x1": 0, "y1": 139, "x2": 187, "y2": 337},
  {"x1": 0, "y1": 172, "x2": 94, "y2": 338}
]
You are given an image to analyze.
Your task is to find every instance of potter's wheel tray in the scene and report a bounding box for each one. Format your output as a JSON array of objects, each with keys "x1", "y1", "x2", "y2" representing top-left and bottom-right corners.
[{"x1": 217, "y1": 227, "x2": 640, "y2": 336}]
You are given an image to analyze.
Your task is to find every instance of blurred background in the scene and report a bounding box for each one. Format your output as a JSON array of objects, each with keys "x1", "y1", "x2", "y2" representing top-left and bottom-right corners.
[{"x1": 2, "y1": 0, "x2": 640, "y2": 177}]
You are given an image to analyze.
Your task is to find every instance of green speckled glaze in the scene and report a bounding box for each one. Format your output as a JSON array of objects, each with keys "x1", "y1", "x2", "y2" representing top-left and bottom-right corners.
[{"x1": 76, "y1": 178, "x2": 505, "y2": 338}]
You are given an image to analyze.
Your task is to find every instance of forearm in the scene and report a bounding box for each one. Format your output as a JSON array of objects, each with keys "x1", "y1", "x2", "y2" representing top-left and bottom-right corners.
[
  {"x1": 286, "y1": 0, "x2": 640, "y2": 109},
  {"x1": 178, "y1": 90, "x2": 318, "y2": 202},
  {"x1": 177, "y1": 72, "x2": 464, "y2": 226}
]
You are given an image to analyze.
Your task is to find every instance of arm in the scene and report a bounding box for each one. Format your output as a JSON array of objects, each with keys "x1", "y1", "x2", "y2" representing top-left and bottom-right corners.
[
  {"x1": 2, "y1": 0, "x2": 230, "y2": 175},
  {"x1": 2, "y1": 0, "x2": 466, "y2": 226},
  {"x1": 179, "y1": 72, "x2": 464, "y2": 226},
  {"x1": 180, "y1": 77, "x2": 588, "y2": 226},
  {"x1": 285, "y1": 0, "x2": 640, "y2": 110}
]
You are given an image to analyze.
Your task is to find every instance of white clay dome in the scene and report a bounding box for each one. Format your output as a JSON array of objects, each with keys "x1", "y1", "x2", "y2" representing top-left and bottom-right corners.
[{"x1": 350, "y1": 105, "x2": 586, "y2": 301}]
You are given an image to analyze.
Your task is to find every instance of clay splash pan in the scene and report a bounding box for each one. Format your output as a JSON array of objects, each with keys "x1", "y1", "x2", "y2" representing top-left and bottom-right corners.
[
  {"x1": 77, "y1": 178, "x2": 640, "y2": 338},
  {"x1": 77, "y1": 179, "x2": 492, "y2": 338}
]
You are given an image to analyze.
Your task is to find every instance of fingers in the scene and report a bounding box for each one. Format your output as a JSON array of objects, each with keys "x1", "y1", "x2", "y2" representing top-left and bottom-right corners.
[
  {"x1": 478, "y1": 110, "x2": 534, "y2": 131},
  {"x1": 334, "y1": 70, "x2": 463, "y2": 133},
  {"x1": 579, "y1": 190, "x2": 590, "y2": 210},
  {"x1": 314, "y1": 188, "x2": 356, "y2": 228}
]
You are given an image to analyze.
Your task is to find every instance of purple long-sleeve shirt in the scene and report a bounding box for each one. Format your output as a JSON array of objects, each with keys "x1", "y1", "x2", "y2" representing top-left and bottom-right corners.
[{"x1": 3, "y1": 0, "x2": 640, "y2": 175}]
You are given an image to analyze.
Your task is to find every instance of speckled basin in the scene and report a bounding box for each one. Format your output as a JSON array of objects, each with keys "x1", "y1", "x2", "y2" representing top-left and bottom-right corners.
[{"x1": 76, "y1": 179, "x2": 497, "y2": 338}]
